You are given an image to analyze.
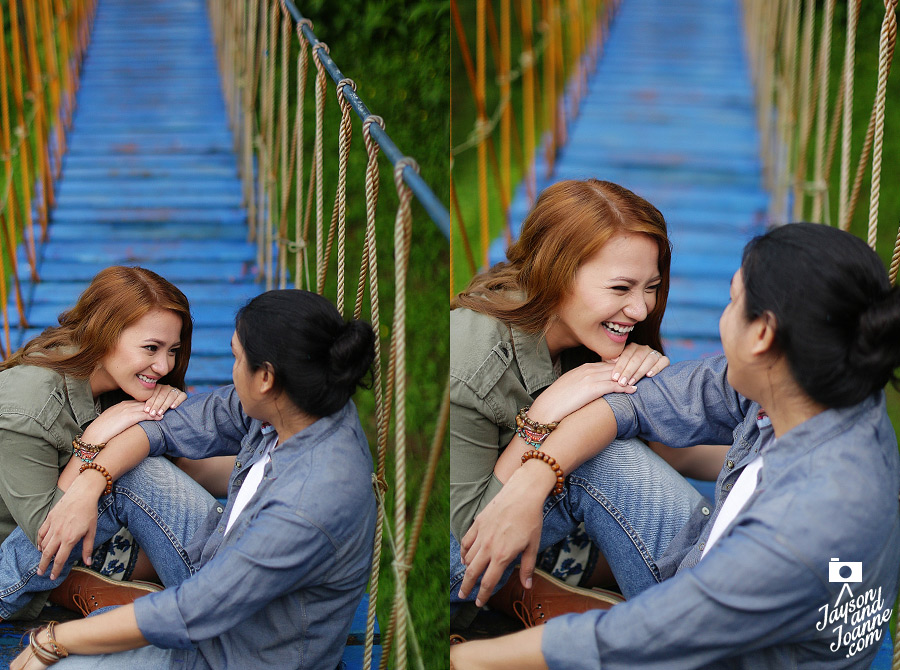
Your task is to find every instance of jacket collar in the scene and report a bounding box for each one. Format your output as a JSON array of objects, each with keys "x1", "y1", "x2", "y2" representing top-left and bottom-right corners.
[
  {"x1": 508, "y1": 324, "x2": 557, "y2": 395},
  {"x1": 64, "y1": 374, "x2": 100, "y2": 428}
]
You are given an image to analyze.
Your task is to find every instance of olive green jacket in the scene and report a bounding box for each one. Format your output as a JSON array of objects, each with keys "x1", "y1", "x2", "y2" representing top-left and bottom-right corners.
[
  {"x1": 0, "y1": 364, "x2": 105, "y2": 618},
  {"x1": 449, "y1": 307, "x2": 598, "y2": 541}
]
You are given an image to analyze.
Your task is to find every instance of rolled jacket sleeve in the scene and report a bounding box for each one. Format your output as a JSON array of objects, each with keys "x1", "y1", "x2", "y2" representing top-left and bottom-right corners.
[
  {"x1": 134, "y1": 501, "x2": 337, "y2": 648},
  {"x1": 542, "y1": 520, "x2": 829, "y2": 669},
  {"x1": 605, "y1": 356, "x2": 751, "y2": 448},
  {"x1": 140, "y1": 386, "x2": 252, "y2": 460}
]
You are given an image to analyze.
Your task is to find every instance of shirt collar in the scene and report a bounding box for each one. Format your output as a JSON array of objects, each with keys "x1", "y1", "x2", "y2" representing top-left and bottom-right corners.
[
  {"x1": 64, "y1": 373, "x2": 100, "y2": 428},
  {"x1": 508, "y1": 324, "x2": 557, "y2": 394}
]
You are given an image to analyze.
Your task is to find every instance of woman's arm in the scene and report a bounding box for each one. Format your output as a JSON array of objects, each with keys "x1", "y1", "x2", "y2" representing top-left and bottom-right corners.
[
  {"x1": 451, "y1": 627, "x2": 547, "y2": 670},
  {"x1": 38, "y1": 423, "x2": 152, "y2": 579},
  {"x1": 11, "y1": 604, "x2": 147, "y2": 669}
]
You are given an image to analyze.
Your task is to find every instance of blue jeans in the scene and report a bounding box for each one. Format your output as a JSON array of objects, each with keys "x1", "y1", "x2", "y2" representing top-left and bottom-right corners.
[
  {"x1": 450, "y1": 438, "x2": 703, "y2": 602},
  {"x1": 0, "y1": 457, "x2": 216, "y2": 619}
]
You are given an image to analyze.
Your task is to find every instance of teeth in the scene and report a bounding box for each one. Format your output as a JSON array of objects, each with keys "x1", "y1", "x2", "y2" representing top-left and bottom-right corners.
[
  {"x1": 137, "y1": 374, "x2": 157, "y2": 384},
  {"x1": 603, "y1": 322, "x2": 634, "y2": 334}
]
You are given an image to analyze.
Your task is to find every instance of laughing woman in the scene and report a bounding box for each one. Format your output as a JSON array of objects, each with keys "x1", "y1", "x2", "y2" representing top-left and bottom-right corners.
[
  {"x1": 451, "y1": 179, "x2": 709, "y2": 620},
  {"x1": 453, "y1": 223, "x2": 900, "y2": 669},
  {"x1": 0, "y1": 266, "x2": 196, "y2": 619}
]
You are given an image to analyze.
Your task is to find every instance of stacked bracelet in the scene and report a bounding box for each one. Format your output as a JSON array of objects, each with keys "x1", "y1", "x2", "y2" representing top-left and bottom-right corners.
[
  {"x1": 521, "y1": 449, "x2": 566, "y2": 496},
  {"x1": 515, "y1": 406, "x2": 558, "y2": 448},
  {"x1": 72, "y1": 434, "x2": 105, "y2": 464},
  {"x1": 79, "y1": 462, "x2": 113, "y2": 496},
  {"x1": 28, "y1": 621, "x2": 68, "y2": 665}
]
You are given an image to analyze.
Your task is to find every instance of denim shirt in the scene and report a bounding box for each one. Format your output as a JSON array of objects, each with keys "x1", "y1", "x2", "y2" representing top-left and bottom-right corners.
[
  {"x1": 544, "y1": 356, "x2": 900, "y2": 669},
  {"x1": 133, "y1": 386, "x2": 376, "y2": 670}
]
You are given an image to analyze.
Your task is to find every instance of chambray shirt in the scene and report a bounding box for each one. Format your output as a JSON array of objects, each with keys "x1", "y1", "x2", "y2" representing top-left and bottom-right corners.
[
  {"x1": 543, "y1": 356, "x2": 900, "y2": 669},
  {"x1": 133, "y1": 386, "x2": 376, "y2": 670}
]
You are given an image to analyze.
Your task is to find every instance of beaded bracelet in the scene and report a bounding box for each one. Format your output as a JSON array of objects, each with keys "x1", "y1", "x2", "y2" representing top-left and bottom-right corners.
[
  {"x1": 73, "y1": 434, "x2": 105, "y2": 464},
  {"x1": 79, "y1": 462, "x2": 113, "y2": 496},
  {"x1": 28, "y1": 621, "x2": 68, "y2": 665},
  {"x1": 74, "y1": 434, "x2": 107, "y2": 450},
  {"x1": 521, "y1": 449, "x2": 566, "y2": 496},
  {"x1": 515, "y1": 406, "x2": 558, "y2": 435}
]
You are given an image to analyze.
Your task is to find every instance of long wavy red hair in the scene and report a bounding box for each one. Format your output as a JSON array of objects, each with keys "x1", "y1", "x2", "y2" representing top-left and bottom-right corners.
[
  {"x1": 453, "y1": 179, "x2": 671, "y2": 353},
  {"x1": 1, "y1": 266, "x2": 193, "y2": 389}
]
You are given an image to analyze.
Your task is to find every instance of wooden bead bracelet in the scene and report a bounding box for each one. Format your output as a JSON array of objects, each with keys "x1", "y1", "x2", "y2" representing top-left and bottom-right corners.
[
  {"x1": 521, "y1": 449, "x2": 566, "y2": 496},
  {"x1": 79, "y1": 462, "x2": 113, "y2": 496}
]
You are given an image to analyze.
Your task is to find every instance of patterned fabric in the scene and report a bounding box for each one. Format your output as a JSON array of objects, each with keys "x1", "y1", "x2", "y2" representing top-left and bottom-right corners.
[
  {"x1": 538, "y1": 523, "x2": 599, "y2": 587},
  {"x1": 78, "y1": 527, "x2": 139, "y2": 581}
]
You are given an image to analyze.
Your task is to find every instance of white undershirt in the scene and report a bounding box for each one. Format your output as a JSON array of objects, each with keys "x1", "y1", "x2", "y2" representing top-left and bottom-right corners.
[
  {"x1": 225, "y1": 434, "x2": 277, "y2": 535},
  {"x1": 700, "y1": 434, "x2": 773, "y2": 560}
]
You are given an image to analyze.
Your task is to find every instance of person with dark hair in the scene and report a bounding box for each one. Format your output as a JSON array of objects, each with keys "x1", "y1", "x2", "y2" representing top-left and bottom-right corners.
[
  {"x1": 0, "y1": 266, "x2": 196, "y2": 619},
  {"x1": 4, "y1": 289, "x2": 377, "y2": 670},
  {"x1": 452, "y1": 223, "x2": 900, "y2": 669},
  {"x1": 451, "y1": 179, "x2": 715, "y2": 620}
]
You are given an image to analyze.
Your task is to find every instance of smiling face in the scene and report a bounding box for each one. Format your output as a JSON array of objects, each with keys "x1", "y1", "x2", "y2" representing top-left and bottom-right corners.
[
  {"x1": 92, "y1": 309, "x2": 183, "y2": 400},
  {"x1": 545, "y1": 232, "x2": 661, "y2": 360}
]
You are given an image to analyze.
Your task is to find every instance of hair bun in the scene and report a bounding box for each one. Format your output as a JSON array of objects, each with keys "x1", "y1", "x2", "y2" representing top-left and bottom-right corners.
[
  {"x1": 328, "y1": 320, "x2": 376, "y2": 389},
  {"x1": 848, "y1": 286, "x2": 900, "y2": 389}
]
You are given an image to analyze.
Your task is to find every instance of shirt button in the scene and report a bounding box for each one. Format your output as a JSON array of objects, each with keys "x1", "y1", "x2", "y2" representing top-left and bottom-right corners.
[
  {"x1": 701, "y1": 506, "x2": 710, "y2": 515},
  {"x1": 698, "y1": 542, "x2": 706, "y2": 551},
  {"x1": 216, "y1": 506, "x2": 224, "y2": 514},
  {"x1": 724, "y1": 482, "x2": 733, "y2": 491},
  {"x1": 218, "y1": 527, "x2": 224, "y2": 533},
  {"x1": 235, "y1": 462, "x2": 242, "y2": 469},
  {"x1": 235, "y1": 479, "x2": 243, "y2": 486},
  {"x1": 726, "y1": 460, "x2": 735, "y2": 469}
]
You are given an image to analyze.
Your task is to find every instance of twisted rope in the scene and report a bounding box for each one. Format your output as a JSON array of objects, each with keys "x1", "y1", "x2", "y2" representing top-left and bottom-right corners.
[
  {"x1": 313, "y1": 42, "x2": 328, "y2": 292},
  {"x1": 378, "y1": 156, "x2": 416, "y2": 670},
  {"x1": 295, "y1": 20, "x2": 312, "y2": 289},
  {"x1": 890, "y1": 221, "x2": 900, "y2": 287},
  {"x1": 278, "y1": 8, "x2": 291, "y2": 289},
  {"x1": 837, "y1": 0, "x2": 857, "y2": 230},
  {"x1": 360, "y1": 113, "x2": 387, "y2": 670},
  {"x1": 866, "y1": 0, "x2": 898, "y2": 250}
]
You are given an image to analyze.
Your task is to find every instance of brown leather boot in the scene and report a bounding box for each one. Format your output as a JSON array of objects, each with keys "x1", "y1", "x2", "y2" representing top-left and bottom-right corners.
[
  {"x1": 487, "y1": 566, "x2": 623, "y2": 627},
  {"x1": 49, "y1": 566, "x2": 163, "y2": 617}
]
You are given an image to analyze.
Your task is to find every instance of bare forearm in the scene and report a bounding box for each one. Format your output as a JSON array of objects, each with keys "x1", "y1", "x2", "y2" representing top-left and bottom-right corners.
[
  {"x1": 47, "y1": 604, "x2": 147, "y2": 655},
  {"x1": 59, "y1": 424, "x2": 151, "y2": 493},
  {"x1": 495, "y1": 398, "x2": 618, "y2": 492},
  {"x1": 451, "y1": 628, "x2": 548, "y2": 670}
]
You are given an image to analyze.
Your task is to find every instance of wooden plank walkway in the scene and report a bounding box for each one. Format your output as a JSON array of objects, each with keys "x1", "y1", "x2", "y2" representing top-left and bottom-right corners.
[
  {"x1": 0, "y1": 0, "x2": 379, "y2": 666},
  {"x1": 493, "y1": 0, "x2": 894, "y2": 665}
]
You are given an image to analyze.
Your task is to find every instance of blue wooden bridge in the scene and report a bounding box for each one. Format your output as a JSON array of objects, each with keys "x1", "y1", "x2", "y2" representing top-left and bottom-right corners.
[
  {"x1": 491, "y1": 0, "x2": 894, "y2": 665},
  {"x1": 0, "y1": 0, "x2": 379, "y2": 666}
]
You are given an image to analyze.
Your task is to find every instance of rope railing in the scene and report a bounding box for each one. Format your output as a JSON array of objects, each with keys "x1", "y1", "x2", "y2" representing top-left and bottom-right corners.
[
  {"x1": 0, "y1": 0, "x2": 97, "y2": 358},
  {"x1": 450, "y1": 0, "x2": 618, "y2": 292},
  {"x1": 206, "y1": 3, "x2": 448, "y2": 668},
  {"x1": 741, "y1": 0, "x2": 900, "y2": 289}
]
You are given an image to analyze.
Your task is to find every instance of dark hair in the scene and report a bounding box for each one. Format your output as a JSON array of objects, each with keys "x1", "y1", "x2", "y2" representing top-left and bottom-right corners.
[
  {"x1": 235, "y1": 290, "x2": 375, "y2": 417},
  {"x1": 740, "y1": 222, "x2": 900, "y2": 407},
  {"x1": 1, "y1": 266, "x2": 192, "y2": 390}
]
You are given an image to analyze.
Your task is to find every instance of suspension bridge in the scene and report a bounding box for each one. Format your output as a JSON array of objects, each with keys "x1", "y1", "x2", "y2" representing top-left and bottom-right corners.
[
  {"x1": 453, "y1": 0, "x2": 898, "y2": 666},
  {"x1": 0, "y1": 0, "x2": 450, "y2": 667}
]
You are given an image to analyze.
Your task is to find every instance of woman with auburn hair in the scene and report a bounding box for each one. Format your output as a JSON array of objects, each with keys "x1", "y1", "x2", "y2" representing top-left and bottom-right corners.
[
  {"x1": 453, "y1": 223, "x2": 900, "y2": 668},
  {"x1": 451, "y1": 179, "x2": 706, "y2": 622},
  {"x1": 0, "y1": 266, "x2": 208, "y2": 620}
]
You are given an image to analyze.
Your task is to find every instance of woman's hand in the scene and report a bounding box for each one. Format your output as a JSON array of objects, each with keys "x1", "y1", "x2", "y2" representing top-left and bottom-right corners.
[
  {"x1": 36, "y1": 474, "x2": 104, "y2": 579},
  {"x1": 527, "y1": 362, "x2": 635, "y2": 425},
  {"x1": 10, "y1": 646, "x2": 51, "y2": 670},
  {"x1": 609, "y1": 343, "x2": 669, "y2": 387},
  {"x1": 143, "y1": 384, "x2": 187, "y2": 418},
  {"x1": 459, "y1": 460, "x2": 555, "y2": 606}
]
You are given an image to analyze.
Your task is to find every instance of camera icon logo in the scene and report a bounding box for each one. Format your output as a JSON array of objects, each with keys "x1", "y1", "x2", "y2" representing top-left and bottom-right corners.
[{"x1": 829, "y1": 558, "x2": 862, "y2": 583}]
